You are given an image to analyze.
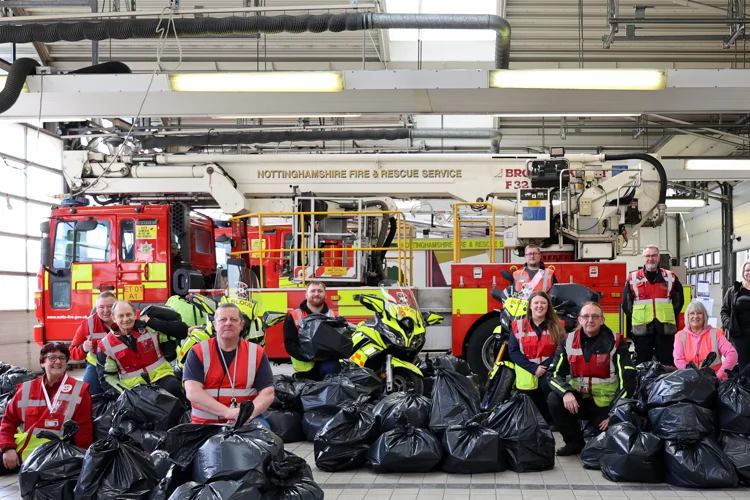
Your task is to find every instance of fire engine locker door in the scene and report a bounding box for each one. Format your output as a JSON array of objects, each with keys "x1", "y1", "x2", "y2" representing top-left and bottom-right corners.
[
  {"x1": 116, "y1": 216, "x2": 170, "y2": 305},
  {"x1": 48, "y1": 217, "x2": 118, "y2": 327}
]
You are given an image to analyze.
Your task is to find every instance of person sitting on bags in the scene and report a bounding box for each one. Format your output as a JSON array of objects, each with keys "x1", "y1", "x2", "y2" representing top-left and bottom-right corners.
[
  {"x1": 0, "y1": 343, "x2": 93, "y2": 474},
  {"x1": 284, "y1": 281, "x2": 342, "y2": 381},
  {"x1": 184, "y1": 303, "x2": 275, "y2": 427},
  {"x1": 674, "y1": 300, "x2": 737, "y2": 380},
  {"x1": 507, "y1": 290, "x2": 565, "y2": 424},
  {"x1": 547, "y1": 302, "x2": 637, "y2": 456},
  {"x1": 97, "y1": 300, "x2": 186, "y2": 402}
]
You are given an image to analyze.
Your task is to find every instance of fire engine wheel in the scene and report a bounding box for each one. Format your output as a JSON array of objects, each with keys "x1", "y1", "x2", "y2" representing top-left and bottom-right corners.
[
  {"x1": 466, "y1": 321, "x2": 498, "y2": 380},
  {"x1": 391, "y1": 369, "x2": 424, "y2": 395}
]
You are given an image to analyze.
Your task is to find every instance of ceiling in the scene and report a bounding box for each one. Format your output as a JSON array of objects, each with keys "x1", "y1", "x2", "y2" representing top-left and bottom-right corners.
[{"x1": 0, "y1": 0, "x2": 748, "y2": 155}]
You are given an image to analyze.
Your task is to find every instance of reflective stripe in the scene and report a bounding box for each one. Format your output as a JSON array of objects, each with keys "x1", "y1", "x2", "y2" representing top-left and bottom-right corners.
[
  {"x1": 680, "y1": 328, "x2": 721, "y2": 366},
  {"x1": 17, "y1": 378, "x2": 85, "y2": 434},
  {"x1": 192, "y1": 407, "x2": 221, "y2": 421},
  {"x1": 628, "y1": 269, "x2": 677, "y2": 329},
  {"x1": 566, "y1": 330, "x2": 619, "y2": 395},
  {"x1": 204, "y1": 388, "x2": 258, "y2": 397},
  {"x1": 100, "y1": 331, "x2": 167, "y2": 380}
]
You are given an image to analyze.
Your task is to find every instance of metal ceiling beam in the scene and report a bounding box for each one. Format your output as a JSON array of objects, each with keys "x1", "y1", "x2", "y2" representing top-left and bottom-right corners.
[
  {"x1": 648, "y1": 113, "x2": 748, "y2": 144},
  {"x1": 8, "y1": 69, "x2": 750, "y2": 120}
]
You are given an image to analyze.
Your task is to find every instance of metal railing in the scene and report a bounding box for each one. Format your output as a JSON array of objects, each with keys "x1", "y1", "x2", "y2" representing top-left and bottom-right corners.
[{"x1": 452, "y1": 202, "x2": 497, "y2": 264}]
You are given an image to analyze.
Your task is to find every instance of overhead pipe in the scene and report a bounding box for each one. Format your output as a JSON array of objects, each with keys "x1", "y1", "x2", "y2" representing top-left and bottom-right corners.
[
  {"x1": 140, "y1": 128, "x2": 503, "y2": 153},
  {"x1": 0, "y1": 13, "x2": 511, "y2": 69},
  {"x1": 604, "y1": 152, "x2": 667, "y2": 227}
]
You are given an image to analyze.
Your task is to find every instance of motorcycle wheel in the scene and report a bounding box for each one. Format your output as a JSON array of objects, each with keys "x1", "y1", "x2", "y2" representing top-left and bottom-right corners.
[
  {"x1": 466, "y1": 321, "x2": 499, "y2": 380},
  {"x1": 391, "y1": 369, "x2": 424, "y2": 395}
]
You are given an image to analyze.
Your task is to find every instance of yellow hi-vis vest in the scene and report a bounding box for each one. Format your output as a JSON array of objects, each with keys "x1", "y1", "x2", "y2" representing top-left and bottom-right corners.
[
  {"x1": 628, "y1": 268, "x2": 677, "y2": 336},
  {"x1": 289, "y1": 308, "x2": 336, "y2": 373}
]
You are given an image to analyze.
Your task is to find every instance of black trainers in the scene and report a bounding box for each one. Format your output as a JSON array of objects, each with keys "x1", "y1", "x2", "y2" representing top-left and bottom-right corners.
[{"x1": 556, "y1": 441, "x2": 585, "y2": 456}]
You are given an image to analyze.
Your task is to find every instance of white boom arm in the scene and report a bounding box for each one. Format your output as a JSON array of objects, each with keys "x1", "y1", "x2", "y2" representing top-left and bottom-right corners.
[{"x1": 62, "y1": 152, "x2": 668, "y2": 257}]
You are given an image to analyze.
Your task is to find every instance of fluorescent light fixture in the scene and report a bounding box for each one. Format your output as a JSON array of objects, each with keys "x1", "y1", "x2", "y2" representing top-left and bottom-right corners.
[
  {"x1": 490, "y1": 69, "x2": 667, "y2": 91},
  {"x1": 685, "y1": 159, "x2": 750, "y2": 170},
  {"x1": 665, "y1": 198, "x2": 707, "y2": 208},
  {"x1": 169, "y1": 72, "x2": 344, "y2": 92},
  {"x1": 211, "y1": 114, "x2": 362, "y2": 119},
  {"x1": 493, "y1": 113, "x2": 640, "y2": 118}
]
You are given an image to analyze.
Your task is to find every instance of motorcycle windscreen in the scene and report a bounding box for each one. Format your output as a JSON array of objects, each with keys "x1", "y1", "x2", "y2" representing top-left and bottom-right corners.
[{"x1": 378, "y1": 281, "x2": 419, "y2": 320}]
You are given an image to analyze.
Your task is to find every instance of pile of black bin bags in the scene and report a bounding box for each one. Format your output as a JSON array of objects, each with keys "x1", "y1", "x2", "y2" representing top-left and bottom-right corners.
[
  {"x1": 262, "y1": 355, "x2": 554, "y2": 474},
  {"x1": 581, "y1": 361, "x2": 750, "y2": 488},
  {"x1": 0, "y1": 362, "x2": 36, "y2": 421}
]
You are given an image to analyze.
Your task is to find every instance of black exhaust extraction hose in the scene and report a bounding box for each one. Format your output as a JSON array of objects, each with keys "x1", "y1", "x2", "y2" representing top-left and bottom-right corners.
[
  {"x1": 0, "y1": 57, "x2": 38, "y2": 114},
  {"x1": 68, "y1": 61, "x2": 132, "y2": 74},
  {"x1": 603, "y1": 153, "x2": 668, "y2": 205},
  {"x1": 0, "y1": 13, "x2": 511, "y2": 69}
]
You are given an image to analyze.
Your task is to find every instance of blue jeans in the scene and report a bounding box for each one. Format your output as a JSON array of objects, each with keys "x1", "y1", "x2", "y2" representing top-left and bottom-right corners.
[
  {"x1": 318, "y1": 360, "x2": 342, "y2": 379},
  {"x1": 83, "y1": 363, "x2": 103, "y2": 396},
  {"x1": 250, "y1": 415, "x2": 270, "y2": 429}
]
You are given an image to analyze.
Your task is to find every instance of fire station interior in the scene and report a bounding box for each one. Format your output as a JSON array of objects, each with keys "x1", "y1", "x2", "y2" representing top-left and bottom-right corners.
[{"x1": 3, "y1": 0, "x2": 750, "y2": 499}]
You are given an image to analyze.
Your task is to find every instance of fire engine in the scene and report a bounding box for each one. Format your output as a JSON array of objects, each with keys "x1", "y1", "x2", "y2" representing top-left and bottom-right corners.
[{"x1": 40, "y1": 151, "x2": 672, "y2": 373}]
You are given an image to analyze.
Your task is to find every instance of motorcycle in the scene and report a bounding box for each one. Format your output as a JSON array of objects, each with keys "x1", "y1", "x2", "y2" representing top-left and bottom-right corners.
[
  {"x1": 481, "y1": 270, "x2": 597, "y2": 410},
  {"x1": 350, "y1": 283, "x2": 443, "y2": 395}
]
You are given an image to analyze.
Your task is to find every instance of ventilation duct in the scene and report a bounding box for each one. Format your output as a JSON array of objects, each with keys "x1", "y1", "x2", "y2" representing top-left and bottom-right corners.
[
  {"x1": 0, "y1": 13, "x2": 511, "y2": 69},
  {"x1": 139, "y1": 128, "x2": 503, "y2": 153}
]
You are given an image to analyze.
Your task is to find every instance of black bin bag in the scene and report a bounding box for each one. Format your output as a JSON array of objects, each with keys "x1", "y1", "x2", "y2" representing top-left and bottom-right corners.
[
  {"x1": 599, "y1": 423, "x2": 663, "y2": 483},
  {"x1": 261, "y1": 452, "x2": 324, "y2": 500},
  {"x1": 74, "y1": 428, "x2": 159, "y2": 500},
  {"x1": 91, "y1": 390, "x2": 120, "y2": 441},
  {"x1": 264, "y1": 409, "x2": 305, "y2": 443},
  {"x1": 441, "y1": 414, "x2": 504, "y2": 474},
  {"x1": 114, "y1": 385, "x2": 186, "y2": 433},
  {"x1": 487, "y1": 392, "x2": 555, "y2": 472},
  {"x1": 645, "y1": 367, "x2": 718, "y2": 408},
  {"x1": 367, "y1": 419, "x2": 443, "y2": 473},
  {"x1": 608, "y1": 398, "x2": 648, "y2": 430},
  {"x1": 300, "y1": 375, "x2": 358, "y2": 414},
  {"x1": 636, "y1": 361, "x2": 675, "y2": 403},
  {"x1": 271, "y1": 375, "x2": 310, "y2": 412},
  {"x1": 717, "y1": 370, "x2": 750, "y2": 433},
  {"x1": 664, "y1": 437, "x2": 738, "y2": 489},
  {"x1": 0, "y1": 366, "x2": 35, "y2": 394},
  {"x1": 581, "y1": 432, "x2": 606, "y2": 470},
  {"x1": 339, "y1": 360, "x2": 384, "y2": 400},
  {"x1": 313, "y1": 397, "x2": 378, "y2": 472},
  {"x1": 373, "y1": 391, "x2": 431, "y2": 433},
  {"x1": 167, "y1": 481, "x2": 261, "y2": 500},
  {"x1": 192, "y1": 402, "x2": 284, "y2": 487},
  {"x1": 297, "y1": 314, "x2": 354, "y2": 361},
  {"x1": 18, "y1": 421, "x2": 85, "y2": 500},
  {"x1": 428, "y1": 366, "x2": 481, "y2": 435},
  {"x1": 432, "y1": 354, "x2": 472, "y2": 376},
  {"x1": 647, "y1": 403, "x2": 715, "y2": 441},
  {"x1": 301, "y1": 411, "x2": 335, "y2": 442},
  {"x1": 720, "y1": 432, "x2": 750, "y2": 485}
]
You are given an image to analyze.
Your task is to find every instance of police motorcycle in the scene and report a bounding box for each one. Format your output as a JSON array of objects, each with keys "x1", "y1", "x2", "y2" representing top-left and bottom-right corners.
[
  {"x1": 174, "y1": 263, "x2": 285, "y2": 368},
  {"x1": 350, "y1": 282, "x2": 444, "y2": 395},
  {"x1": 481, "y1": 270, "x2": 596, "y2": 410}
]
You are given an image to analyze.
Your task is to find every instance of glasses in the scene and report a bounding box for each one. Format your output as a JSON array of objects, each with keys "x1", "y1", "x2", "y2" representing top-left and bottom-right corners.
[
  {"x1": 525, "y1": 252, "x2": 540, "y2": 256},
  {"x1": 45, "y1": 355, "x2": 67, "y2": 362},
  {"x1": 644, "y1": 254, "x2": 659, "y2": 258},
  {"x1": 580, "y1": 314, "x2": 602, "y2": 321}
]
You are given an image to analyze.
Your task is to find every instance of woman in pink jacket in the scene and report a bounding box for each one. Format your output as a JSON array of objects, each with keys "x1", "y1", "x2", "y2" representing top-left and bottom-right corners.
[{"x1": 674, "y1": 300, "x2": 737, "y2": 380}]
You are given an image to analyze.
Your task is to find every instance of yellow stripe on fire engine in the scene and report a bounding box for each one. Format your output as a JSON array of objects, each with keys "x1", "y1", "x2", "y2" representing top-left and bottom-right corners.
[
  {"x1": 257, "y1": 292, "x2": 289, "y2": 314},
  {"x1": 452, "y1": 289, "x2": 488, "y2": 315},
  {"x1": 71, "y1": 263, "x2": 93, "y2": 291},
  {"x1": 603, "y1": 313, "x2": 620, "y2": 335},
  {"x1": 142, "y1": 263, "x2": 167, "y2": 282},
  {"x1": 143, "y1": 282, "x2": 168, "y2": 289},
  {"x1": 332, "y1": 289, "x2": 375, "y2": 317}
]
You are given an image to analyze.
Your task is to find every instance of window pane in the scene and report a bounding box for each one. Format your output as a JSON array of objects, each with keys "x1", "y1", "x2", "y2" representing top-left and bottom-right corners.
[
  {"x1": 715, "y1": 251, "x2": 721, "y2": 265},
  {"x1": 27, "y1": 276, "x2": 36, "y2": 310},
  {"x1": 0, "y1": 199, "x2": 26, "y2": 235},
  {"x1": 26, "y1": 166, "x2": 62, "y2": 204},
  {"x1": 27, "y1": 238, "x2": 40, "y2": 273},
  {"x1": 0, "y1": 123, "x2": 25, "y2": 159},
  {"x1": 52, "y1": 220, "x2": 111, "y2": 268},
  {"x1": 121, "y1": 220, "x2": 135, "y2": 261},
  {"x1": 0, "y1": 274, "x2": 28, "y2": 310},
  {"x1": 1, "y1": 160, "x2": 27, "y2": 198},
  {"x1": 195, "y1": 228, "x2": 212, "y2": 255},
  {"x1": 0, "y1": 235, "x2": 26, "y2": 272},
  {"x1": 26, "y1": 131, "x2": 62, "y2": 170},
  {"x1": 27, "y1": 202, "x2": 50, "y2": 237}
]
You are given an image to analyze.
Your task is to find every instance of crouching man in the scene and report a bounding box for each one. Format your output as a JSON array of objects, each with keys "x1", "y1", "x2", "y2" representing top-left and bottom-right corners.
[{"x1": 184, "y1": 303, "x2": 275, "y2": 426}]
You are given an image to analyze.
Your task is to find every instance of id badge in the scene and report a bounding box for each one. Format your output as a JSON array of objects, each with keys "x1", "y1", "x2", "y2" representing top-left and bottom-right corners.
[
  {"x1": 230, "y1": 398, "x2": 238, "y2": 409},
  {"x1": 44, "y1": 420, "x2": 59, "y2": 428}
]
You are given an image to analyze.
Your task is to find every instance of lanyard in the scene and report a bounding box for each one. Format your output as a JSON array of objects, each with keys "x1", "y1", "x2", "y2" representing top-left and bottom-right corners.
[
  {"x1": 217, "y1": 340, "x2": 239, "y2": 408},
  {"x1": 41, "y1": 374, "x2": 69, "y2": 414}
]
